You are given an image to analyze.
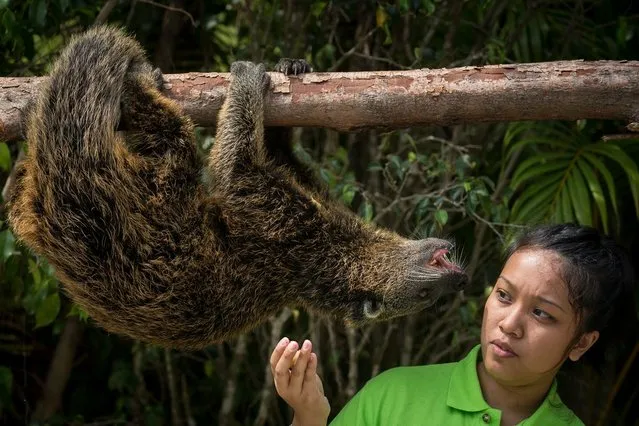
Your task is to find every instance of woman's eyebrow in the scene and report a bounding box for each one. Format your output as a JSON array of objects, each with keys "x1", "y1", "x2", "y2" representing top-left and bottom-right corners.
[
  {"x1": 536, "y1": 296, "x2": 567, "y2": 313},
  {"x1": 497, "y1": 275, "x2": 515, "y2": 288},
  {"x1": 498, "y1": 276, "x2": 567, "y2": 313}
]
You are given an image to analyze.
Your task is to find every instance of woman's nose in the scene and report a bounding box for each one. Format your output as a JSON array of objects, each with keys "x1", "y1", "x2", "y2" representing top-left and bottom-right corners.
[{"x1": 498, "y1": 308, "x2": 524, "y2": 338}]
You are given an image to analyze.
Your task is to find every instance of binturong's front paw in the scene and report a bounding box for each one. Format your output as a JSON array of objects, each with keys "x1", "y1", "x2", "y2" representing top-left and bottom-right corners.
[{"x1": 274, "y1": 58, "x2": 313, "y2": 76}]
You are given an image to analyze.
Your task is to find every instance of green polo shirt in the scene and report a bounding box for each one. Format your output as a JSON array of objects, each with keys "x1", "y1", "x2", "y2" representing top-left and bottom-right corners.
[{"x1": 329, "y1": 345, "x2": 583, "y2": 425}]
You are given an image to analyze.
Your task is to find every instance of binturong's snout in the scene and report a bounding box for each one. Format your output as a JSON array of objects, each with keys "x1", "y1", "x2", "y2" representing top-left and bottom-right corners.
[{"x1": 350, "y1": 237, "x2": 468, "y2": 325}]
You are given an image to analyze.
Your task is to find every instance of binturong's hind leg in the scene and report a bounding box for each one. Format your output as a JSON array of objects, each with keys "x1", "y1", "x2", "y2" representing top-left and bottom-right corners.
[
  {"x1": 119, "y1": 60, "x2": 198, "y2": 167},
  {"x1": 208, "y1": 61, "x2": 271, "y2": 189}
]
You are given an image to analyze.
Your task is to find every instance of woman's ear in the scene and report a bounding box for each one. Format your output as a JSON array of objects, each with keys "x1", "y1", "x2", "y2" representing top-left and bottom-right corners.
[{"x1": 568, "y1": 331, "x2": 600, "y2": 362}]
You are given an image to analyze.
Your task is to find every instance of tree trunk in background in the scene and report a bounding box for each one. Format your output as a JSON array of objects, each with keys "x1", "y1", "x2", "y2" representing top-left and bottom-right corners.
[
  {"x1": 155, "y1": 0, "x2": 188, "y2": 72},
  {"x1": 31, "y1": 317, "x2": 84, "y2": 422}
]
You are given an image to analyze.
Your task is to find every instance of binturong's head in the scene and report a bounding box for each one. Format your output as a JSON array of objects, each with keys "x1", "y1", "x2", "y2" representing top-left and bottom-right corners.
[
  {"x1": 347, "y1": 232, "x2": 467, "y2": 326},
  {"x1": 293, "y1": 217, "x2": 468, "y2": 327}
]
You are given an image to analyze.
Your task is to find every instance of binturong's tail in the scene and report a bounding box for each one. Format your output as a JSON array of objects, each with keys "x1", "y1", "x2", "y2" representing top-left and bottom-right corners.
[
  {"x1": 7, "y1": 26, "x2": 158, "y2": 270},
  {"x1": 26, "y1": 26, "x2": 148, "y2": 163}
]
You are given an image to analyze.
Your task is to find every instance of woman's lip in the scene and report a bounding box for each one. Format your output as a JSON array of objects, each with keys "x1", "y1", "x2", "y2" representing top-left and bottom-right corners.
[{"x1": 490, "y1": 341, "x2": 517, "y2": 357}]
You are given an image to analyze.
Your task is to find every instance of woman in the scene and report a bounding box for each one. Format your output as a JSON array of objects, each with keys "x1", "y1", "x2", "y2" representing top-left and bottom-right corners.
[{"x1": 269, "y1": 224, "x2": 635, "y2": 426}]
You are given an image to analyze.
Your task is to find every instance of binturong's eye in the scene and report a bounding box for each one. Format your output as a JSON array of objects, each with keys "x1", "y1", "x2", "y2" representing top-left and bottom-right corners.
[{"x1": 363, "y1": 299, "x2": 383, "y2": 319}]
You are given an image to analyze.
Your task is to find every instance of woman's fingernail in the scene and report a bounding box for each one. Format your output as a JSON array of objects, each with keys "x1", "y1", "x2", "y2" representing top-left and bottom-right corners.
[
  {"x1": 278, "y1": 337, "x2": 289, "y2": 347},
  {"x1": 302, "y1": 340, "x2": 311, "y2": 350}
]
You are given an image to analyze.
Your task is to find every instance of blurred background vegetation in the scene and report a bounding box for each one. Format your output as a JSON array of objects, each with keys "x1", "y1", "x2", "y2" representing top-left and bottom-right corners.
[{"x1": 1, "y1": 0, "x2": 638, "y2": 425}]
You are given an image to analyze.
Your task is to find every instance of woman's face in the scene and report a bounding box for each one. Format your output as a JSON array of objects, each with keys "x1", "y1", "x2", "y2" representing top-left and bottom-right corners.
[{"x1": 480, "y1": 248, "x2": 598, "y2": 387}]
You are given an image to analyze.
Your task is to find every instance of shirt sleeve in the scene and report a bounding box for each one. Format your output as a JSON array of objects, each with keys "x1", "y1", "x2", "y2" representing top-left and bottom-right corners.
[
  {"x1": 329, "y1": 372, "x2": 393, "y2": 426},
  {"x1": 329, "y1": 383, "x2": 370, "y2": 426}
]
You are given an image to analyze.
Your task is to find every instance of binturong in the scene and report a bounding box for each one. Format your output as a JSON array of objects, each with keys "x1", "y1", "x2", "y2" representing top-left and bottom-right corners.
[{"x1": 7, "y1": 26, "x2": 467, "y2": 349}]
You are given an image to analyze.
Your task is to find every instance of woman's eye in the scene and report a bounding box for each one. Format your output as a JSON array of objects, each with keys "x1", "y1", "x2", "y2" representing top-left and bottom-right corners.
[
  {"x1": 496, "y1": 289, "x2": 510, "y2": 302},
  {"x1": 533, "y1": 308, "x2": 553, "y2": 321}
]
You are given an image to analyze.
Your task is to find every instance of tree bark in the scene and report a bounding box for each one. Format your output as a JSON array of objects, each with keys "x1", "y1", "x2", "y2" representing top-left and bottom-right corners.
[
  {"x1": 31, "y1": 316, "x2": 84, "y2": 421},
  {"x1": 2, "y1": 60, "x2": 639, "y2": 142},
  {"x1": 164, "y1": 349, "x2": 183, "y2": 426}
]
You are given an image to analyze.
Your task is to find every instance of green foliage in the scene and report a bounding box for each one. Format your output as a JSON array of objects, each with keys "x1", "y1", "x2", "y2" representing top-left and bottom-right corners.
[
  {"x1": 506, "y1": 122, "x2": 639, "y2": 234},
  {"x1": 0, "y1": 143, "x2": 11, "y2": 171},
  {"x1": 0, "y1": 366, "x2": 12, "y2": 416}
]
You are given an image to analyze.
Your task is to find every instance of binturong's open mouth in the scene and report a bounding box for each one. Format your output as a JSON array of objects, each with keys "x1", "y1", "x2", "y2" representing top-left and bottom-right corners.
[{"x1": 427, "y1": 248, "x2": 464, "y2": 273}]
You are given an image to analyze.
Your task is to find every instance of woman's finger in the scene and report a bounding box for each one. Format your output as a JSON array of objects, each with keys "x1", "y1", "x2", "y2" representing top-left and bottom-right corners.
[
  {"x1": 270, "y1": 337, "x2": 290, "y2": 374},
  {"x1": 302, "y1": 352, "x2": 319, "y2": 394},
  {"x1": 273, "y1": 340, "x2": 299, "y2": 393},
  {"x1": 315, "y1": 372, "x2": 325, "y2": 394},
  {"x1": 289, "y1": 339, "x2": 312, "y2": 393}
]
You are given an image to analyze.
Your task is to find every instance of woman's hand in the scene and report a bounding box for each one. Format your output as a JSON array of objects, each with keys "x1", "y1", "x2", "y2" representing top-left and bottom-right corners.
[{"x1": 270, "y1": 337, "x2": 330, "y2": 426}]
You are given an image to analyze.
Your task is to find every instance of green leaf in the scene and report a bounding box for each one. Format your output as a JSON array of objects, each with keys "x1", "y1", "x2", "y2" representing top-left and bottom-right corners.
[
  {"x1": 28, "y1": 259, "x2": 42, "y2": 288},
  {"x1": 507, "y1": 137, "x2": 574, "y2": 160},
  {"x1": 367, "y1": 162, "x2": 383, "y2": 172},
  {"x1": 145, "y1": 405, "x2": 165, "y2": 426},
  {"x1": 341, "y1": 184, "x2": 356, "y2": 206},
  {"x1": 204, "y1": 359, "x2": 215, "y2": 377},
  {"x1": 319, "y1": 168, "x2": 335, "y2": 186},
  {"x1": 0, "y1": 0, "x2": 9, "y2": 10},
  {"x1": 504, "y1": 122, "x2": 575, "y2": 156},
  {"x1": 582, "y1": 152, "x2": 619, "y2": 223},
  {"x1": 108, "y1": 360, "x2": 134, "y2": 392},
  {"x1": 434, "y1": 209, "x2": 448, "y2": 226},
  {"x1": 310, "y1": 2, "x2": 327, "y2": 17},
  {"x1": 68, "y1": 303, "x2": 89, "y2": 322},
  {"x1": 0, "y1": 366, "x2": 12, "y2": 415},
  {"x1": 0, "y1": 143, "x2": 10, "y2": 171},
  {"x1": 577, "y1": 160, "x2": 609, "y2": 234},
  {"x1": 566, "y1": 162, "x2": 592, "y2": 226},
  {"x1": 585, "y1": 144, "x2": 639, "y2": 217},
  {"x1": 512, "y1": 184, "x2": 555, "y2": 223},
  {"x1": 414, "y1": 197, "x2": 430, "y2": 221},
  {"x1": 558, "y1": 184, "x2": 574, "y2": 223},
  {"x1": 0, "y1": 230, "x2": 16, "y2": 262},
  {"x1": 35, "y1": 293, "x2": 60, "y2": 328},
  {"x1": 376, "y1": 6, "x2": 388, "y2": 27},
  {"x1": 529, "y1": 15, "x2": 543, "y2": 60},
  {"x1": 511, "y1": 171, "x2": 563, "y2": 218},
  {"x1": 422, "y1": 0, "x2": 436, "y2": 15},
  {"x1": 503, "y1": 122, "x2": 535, "y2": 148},
  {"x1": 29, "y1": 0, "x2": 47, "y2": 27},
  {"x1": 360, "y1": 201, "x2": 374, "y2": 222},
  {"x1": 511, "y1": 153, "x2": 572, "y2": 188}
]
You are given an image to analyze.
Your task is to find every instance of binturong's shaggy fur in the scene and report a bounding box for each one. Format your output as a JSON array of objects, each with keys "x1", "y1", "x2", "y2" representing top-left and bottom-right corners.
[{"x1": 8, "y1": 27, "x2": 467, "y2": 349}]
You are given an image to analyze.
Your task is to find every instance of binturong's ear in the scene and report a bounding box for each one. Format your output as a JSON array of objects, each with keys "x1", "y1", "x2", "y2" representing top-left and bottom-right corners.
[{"x1": 568, "y1": 330, "x2": 600, "y2": 362}]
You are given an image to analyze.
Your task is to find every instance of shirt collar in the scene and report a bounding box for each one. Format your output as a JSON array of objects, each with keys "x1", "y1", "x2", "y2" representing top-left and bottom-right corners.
[
  {"x1": 446, "y1": 344, "x2": 564, "y2": 418},
  {"x1": 521, "y1": 381, "x2": 567, "y2": 425},
  {"x1": 447, "y1": 344, "x2": 489, "y2": 412}
]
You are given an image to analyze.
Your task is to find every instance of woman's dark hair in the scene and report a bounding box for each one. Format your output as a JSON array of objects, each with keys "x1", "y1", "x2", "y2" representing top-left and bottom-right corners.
[{"x1": 505, "y1": 223, "x2": 636, "y2": 364}]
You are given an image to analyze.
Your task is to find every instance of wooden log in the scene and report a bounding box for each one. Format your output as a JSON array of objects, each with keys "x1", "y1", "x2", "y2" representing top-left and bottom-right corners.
[{"x1": 2, "y1": 60, "x2": 639, "y2": 142}]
